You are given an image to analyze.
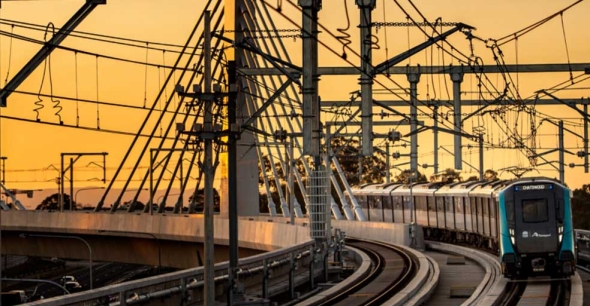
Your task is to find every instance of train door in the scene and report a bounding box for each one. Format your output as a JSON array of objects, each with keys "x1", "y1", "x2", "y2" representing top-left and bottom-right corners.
[
  {"x1": 477, "y1": 198, "x2": 484, "y2": 235},
  {"x1": 416, "y1": 196, "x2": 428, "y2": 226},
  {"x1": 445, "y1": 196, "x2": 455, "y2": 230},
  {"x1": 403, "y1": 196, "x2": 412, "y2": 223},
  {"x1": 483, "y1": 198, "x2": 490, "y2": 237},
  {"x1": 393, "y1": 196, "x2": 403, "y2": 223},
  {"x1": 428, "y1": 196, "x2": 437, "y2": 228},
  {"x1": 436, "y1": 197, "x2": 445, "y2": 229},
  {"x1": 465, "y1": 197, "x2": 473, "y2": 232},
  {"x1": 514, "y1": 191, "x2": 559, "y2": 254},
  {"x1": 471, "y1": 197, "x2": 478, "y2": 234},
  {"x1": 455, "y1": 196, "x2": 465, "y2": 231},
  {"x1": 383, "y1": 196, "x2": 393, "y2": 223}
]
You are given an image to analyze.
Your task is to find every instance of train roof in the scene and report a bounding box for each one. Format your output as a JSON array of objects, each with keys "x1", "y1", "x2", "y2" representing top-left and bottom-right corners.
[
  {"x1": 389, "y1": 182, "x2": 444, "y2": 196},
  {"x1": 435, "y1": 180, "x2": 488, "y2": 197}
]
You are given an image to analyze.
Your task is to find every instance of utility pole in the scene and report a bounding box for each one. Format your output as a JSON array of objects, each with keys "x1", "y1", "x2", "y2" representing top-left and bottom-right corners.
[
  {"x1": 450, "y1": 71, "x2": 464, "y2": 170},
  {"x1": 407, "y1": 73, "x2": 420, "y2": 172},
  {"x1": 559, "y1": 120, "x2": 565, "y2": 184},
  {"x1": 357, "y1": 0, "x2": 376, "y2": 156},
  {"x1": 479, "y1": 134, "x2": 484, "y2": 181},
  {"x1": 203, "y1": 12, "x2": 215, "y2": 305},
  {"x1": 227, "y1": 60, "x2": 241, "y2": 304},
  {"x1": 299, "y1": 0, "x2": 321, "y2": 162},
  {"x1": 0, "y1": 156, "x2": 6, "y2": 185},
  {"x1": 431, "y1": 103, "x2": 439, "y2": 174}
]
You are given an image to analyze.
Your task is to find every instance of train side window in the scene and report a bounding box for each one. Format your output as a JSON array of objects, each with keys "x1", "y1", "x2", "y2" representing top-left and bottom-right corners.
[
  {"x1": 383, "y1": 196, "x2": 392, "y2": 209},
  {"x1": 506, "y1": 200, "x2": 514, "y2": 222},
  {"x1": 437, "y1": 197, "x2": 444, "y2": 212},
  {"x1": 445, "y1": 196, "x2": 454, "y2": 212},
  {"x1": 522, "y1": 199, "x2": 549, "y2": 223},
  {"x1": 393, "y1": 196, "x2": 402, "y2": 209},
  {"x1": 428, "y1": 197, "x2": 436, "y2": 211}
]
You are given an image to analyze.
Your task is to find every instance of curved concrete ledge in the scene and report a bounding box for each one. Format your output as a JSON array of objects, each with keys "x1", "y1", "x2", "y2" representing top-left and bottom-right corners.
[
  {"x1": 404, "y1": 253, "x2": 440, "y2": 305},
  {"x1": 426, "y1": 241, "x2": 505, "y2": 306},
  {"x1": 382, "y1": 244, "x2": 435, "y2": 306},
  {"x1": 1, "y1": 211, "x2": 311, "y2": 251},
  {"x1": 570, "y1": 271, "x2": 584, "y2": 306},
  {"x1": 295, "y1": 246, "x2": 372, "y2": 306}
]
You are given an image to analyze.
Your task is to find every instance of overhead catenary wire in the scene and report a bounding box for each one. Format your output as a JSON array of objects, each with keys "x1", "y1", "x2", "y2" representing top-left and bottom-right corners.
[
  {"x1": 261, "y1": 0, "x2": 480, "y2": 143},
  {"x1": 0, "y1": 18, "x2": 199, "y2": 54},
  {"x1": 0, "y1": 29, "x2": 199, "y2": 71}
]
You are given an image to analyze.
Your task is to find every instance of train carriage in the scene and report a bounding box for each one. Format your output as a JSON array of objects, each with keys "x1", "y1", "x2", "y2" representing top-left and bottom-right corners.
[
  {"x1": 347, "y1": 176, "x2": 576, "y2": 279},
  {"x1": 497, "y1": 178, "x2": 576, "y2": 278}
]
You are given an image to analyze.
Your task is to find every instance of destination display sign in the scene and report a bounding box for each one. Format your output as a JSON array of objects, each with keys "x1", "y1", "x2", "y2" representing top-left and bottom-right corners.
[{"x1": 515, "y1": 184, "x2": 553, "y2": 191}]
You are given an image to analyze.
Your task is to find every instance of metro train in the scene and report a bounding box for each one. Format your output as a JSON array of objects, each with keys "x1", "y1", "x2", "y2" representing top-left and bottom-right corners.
[{"x1": 345, "y1": 177, "x2": 576, "y2": 279}]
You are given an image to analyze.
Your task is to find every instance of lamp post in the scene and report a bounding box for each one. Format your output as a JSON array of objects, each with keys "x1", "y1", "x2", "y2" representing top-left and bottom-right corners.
[
  {"x1": 97, "y1": 230, "x2": 161, "y2": 274},
  {"x1": 20, "y1": 234, "x2": 93, "y2": 289},
  {"x1": 74, "y1": 187, "x2": 105, "y2": 208}
]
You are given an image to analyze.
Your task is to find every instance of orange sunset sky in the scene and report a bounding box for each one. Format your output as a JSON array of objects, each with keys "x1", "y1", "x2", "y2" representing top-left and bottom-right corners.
[{"x1": 0, "y1": 0, "x2": 589, "y2": 207}]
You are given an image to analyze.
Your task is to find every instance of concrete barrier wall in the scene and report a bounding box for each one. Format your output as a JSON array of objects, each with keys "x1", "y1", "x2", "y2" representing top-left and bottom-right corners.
[
  {"x1": 1, "y1": 211, "x2": 311, "y2": 252},
  {"x1": 242, "y1": 216, "x2": 420, "y2": 247}
]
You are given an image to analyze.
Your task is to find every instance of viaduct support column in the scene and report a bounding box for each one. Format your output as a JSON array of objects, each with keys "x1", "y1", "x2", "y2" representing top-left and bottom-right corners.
[
  {"x1": 450, "y1": 72, "x2": 464, "y2": 170},
  {"x1": 357, "y1": 0, "x2": 376, "y2": 156},
  {"x1": 407, "y1": 73, "x2": 420, "y2": 173}
]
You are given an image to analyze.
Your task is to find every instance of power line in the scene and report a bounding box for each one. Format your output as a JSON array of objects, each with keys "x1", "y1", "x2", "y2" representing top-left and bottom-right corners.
[{"x1": 0, "y1": 29, "x2": 198, "y2": 70}]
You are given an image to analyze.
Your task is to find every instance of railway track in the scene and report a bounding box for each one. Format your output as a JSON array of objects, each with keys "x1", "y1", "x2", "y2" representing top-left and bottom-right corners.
[
  {"x1": 495, "y1": 278, "x2": 571, "y2": 306},
  {"x1": 315, "y1": 238, "x2": 416, "y2": 306}
]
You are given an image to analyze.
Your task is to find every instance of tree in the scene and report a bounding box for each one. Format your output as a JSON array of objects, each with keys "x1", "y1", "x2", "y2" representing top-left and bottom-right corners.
[
  {"x1": 484, "y1": 169, "x2": 499, "y2": 181},
  {"x1": 466, "y1": 175, "x2": 479, "y2": 182},
  {"x1": 394, "y1": 169, "x2": 428, "y2": 184},
  {"x1": 430, "y1": 168, "x2": 463, "y2": 184},
  {"x1": 36, "y1": 193, "x2": 75, "y2": 210},
  {"x1": 188, "y1": 188, "x2": 220, "y2": 212},
  {"x1": 572, "y1": 184, "x2": 590, "y2": 229},
  {"x1": 330, "y1": 136, "x2": 388, "y2": 187}
]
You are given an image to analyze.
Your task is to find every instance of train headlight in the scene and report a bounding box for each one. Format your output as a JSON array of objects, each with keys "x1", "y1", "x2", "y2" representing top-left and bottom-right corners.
[
  {"x1": 559, "y1": 234, "x2": 563, "y2": 243},
  {"x1": 510, "y1": 237, "x2": 515, "y2": 245}
]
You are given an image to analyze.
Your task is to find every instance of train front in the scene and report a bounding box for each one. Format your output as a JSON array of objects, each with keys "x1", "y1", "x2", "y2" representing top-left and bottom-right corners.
[{"x1": 498, "y1": 179, "x2": 576, "y2": 278}]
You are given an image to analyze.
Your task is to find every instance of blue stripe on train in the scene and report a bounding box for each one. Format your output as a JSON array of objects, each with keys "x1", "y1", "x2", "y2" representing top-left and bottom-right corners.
[
  {"x1": 560, "y1": 188, "x2": 575, "y2": 259},
  {"x1": 498, "y1": 192, "x2": 515, "y2": 257}
]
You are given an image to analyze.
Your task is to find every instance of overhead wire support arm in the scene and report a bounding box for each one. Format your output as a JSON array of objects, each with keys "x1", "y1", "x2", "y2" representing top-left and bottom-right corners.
[
  {"x1": 372, "y1": 23, "x2": 475, "y2": 76},
  {"x1": 538, "y1": 90, "x2": 589, "y2": 121},
  {"x1": 213, "y1": 33, "x2": 302, "y2": 85},
  {"x1": 0, "y1": 0, "x2": 107, "y2": 107}
]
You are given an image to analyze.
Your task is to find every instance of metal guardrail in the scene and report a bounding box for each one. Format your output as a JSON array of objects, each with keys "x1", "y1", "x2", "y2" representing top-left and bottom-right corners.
[{"x1": 26, "y1": 240, "x2": 315, "y2": 306}]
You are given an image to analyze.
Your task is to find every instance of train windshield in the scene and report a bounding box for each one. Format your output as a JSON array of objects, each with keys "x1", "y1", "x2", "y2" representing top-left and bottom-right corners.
[{"x1": 522, "y1": 199, "x2": 549, "y2": 223}]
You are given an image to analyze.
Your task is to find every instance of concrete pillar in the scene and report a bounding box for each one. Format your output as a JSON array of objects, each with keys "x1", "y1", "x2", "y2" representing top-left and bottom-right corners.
[{"x1": 450, "y1": 72, "x2": 464, "y2": 170}]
